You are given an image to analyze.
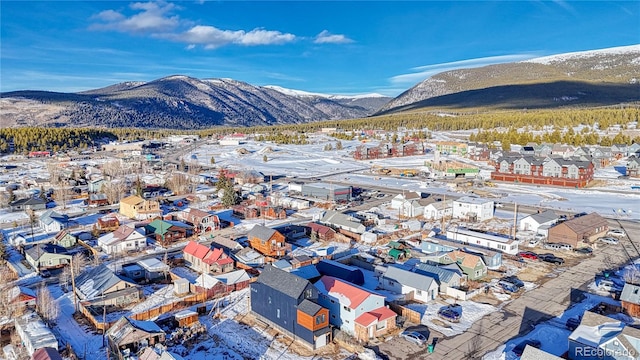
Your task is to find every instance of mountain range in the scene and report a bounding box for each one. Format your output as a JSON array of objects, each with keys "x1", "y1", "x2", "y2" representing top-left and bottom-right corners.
[{"x1": 1, "y1": 45, "x2": 639, "y2": 129}]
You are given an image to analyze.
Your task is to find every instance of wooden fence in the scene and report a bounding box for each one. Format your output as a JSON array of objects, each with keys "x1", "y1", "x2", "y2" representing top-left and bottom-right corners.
[{"x1": 388, "y1": 303, "x2": 422, "y2": 325}]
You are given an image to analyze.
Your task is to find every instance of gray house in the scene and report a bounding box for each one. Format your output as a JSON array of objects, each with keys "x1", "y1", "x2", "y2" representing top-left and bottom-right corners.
[
  {"x1": 413, "y1": 262, "x2": 463, "y2": 293},
  {"x1": 10, "y1": 197, "x2": 47, "y2": 212},
  {"x1": 567, "y1": 311, "x2": 640, "y2": 360},
  {"x1": 24, "y1": 243, "x2": 72, "y2": 271},
  {"x1": 320, "y1": 210, "x2": 366, "y2": 234},
  {"x1": 380, "y1": 266, "x2": 438, "y2": 303}
]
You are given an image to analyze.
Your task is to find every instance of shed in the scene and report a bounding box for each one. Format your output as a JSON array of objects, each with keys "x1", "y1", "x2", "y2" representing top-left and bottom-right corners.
[
  {"x1": 173, "y1": 310, "x2": 199, "y2": 328},
  {"x1": 30, "y1": 347, "x2": 63, "y2": 360}
]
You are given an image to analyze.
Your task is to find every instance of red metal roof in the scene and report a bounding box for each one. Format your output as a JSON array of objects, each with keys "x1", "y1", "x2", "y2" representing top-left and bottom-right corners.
[
  {"x1": 354, "y1": 306, "x2": 397, "y2": 326},
  {"x1": 318, "y1": 276, "x2": 371, "y2": 310}
]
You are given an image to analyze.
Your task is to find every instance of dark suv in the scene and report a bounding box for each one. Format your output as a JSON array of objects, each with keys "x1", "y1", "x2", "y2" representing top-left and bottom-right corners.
[{"x1": 539, "y1": 254, "x2": 564, "y2": 265}]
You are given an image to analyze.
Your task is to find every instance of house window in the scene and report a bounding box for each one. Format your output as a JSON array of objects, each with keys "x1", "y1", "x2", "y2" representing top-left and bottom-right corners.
[
  {"x1": 268, "y1": 296, "x2": 272, "y2": 305},
  {"x1": 305, "y1": 289, "x2": 313, "y2": 299},
  {"x1": 416, "y1": 290, "x2": 422, "y2": 296},
  {"x1": 330, "y1": 299, "x2": 335, "y2": 304},
  {"x1": 276, "y1": 309, "x2": 280, "y2": 318},
  {"x1": 316, "y1": 314, "x2": 325, "y2": 325},
  {"x1": 376, "y1": 322, "x2": 386, "y2": 331},
  {"x1": 331, "y1": 314, "x2": 336, "y2": 319},
  {"x1": 343, "y1": 306, "x2": 351, "y2": 312}
]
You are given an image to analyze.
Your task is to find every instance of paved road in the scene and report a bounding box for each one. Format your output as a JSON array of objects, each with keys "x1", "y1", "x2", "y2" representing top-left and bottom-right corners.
[{"x1": 377, "y1": 218, "x2": 640, "y2": 359}]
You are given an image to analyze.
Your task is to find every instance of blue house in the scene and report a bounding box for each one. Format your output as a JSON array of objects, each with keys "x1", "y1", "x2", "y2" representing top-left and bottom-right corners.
[
  {"x1": 250, "y1": 265, "x2": 331, "y2": 349},
  {"x1": 420, "y1": 237, "x2": 503, "y2": 269}
]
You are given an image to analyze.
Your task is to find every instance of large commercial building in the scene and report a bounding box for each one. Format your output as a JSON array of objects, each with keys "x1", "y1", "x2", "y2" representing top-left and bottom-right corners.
[{"x1": 301, "y1": 182, "x2": 351, "y2": 202}]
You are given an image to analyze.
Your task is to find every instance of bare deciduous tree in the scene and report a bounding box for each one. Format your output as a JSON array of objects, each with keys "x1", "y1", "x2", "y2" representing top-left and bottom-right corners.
[
  {"x1": 101, "y1": 160, "x2": 125, "y2": 179},
  {"x1": 36, "y1": 284, "x2": 59, "y2": 324},
  {"x1": 71, "y1": 253, "x2": 89, "y2": 276},
  {"x1": 101, "y1": 180, "x2": 127, "y2": 205},
  {"x1": 54, "y1": 187, "x2": 70, "y2": 209},
  {"x1": 166, "y1": 172, "x2": 196, "y2": 195}
]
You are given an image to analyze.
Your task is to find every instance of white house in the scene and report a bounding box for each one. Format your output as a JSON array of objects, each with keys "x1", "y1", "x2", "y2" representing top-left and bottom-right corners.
[
  {"x1": 423, "y1": 200, "x2": 453, "y2": 220},
  {"x1": 39, "y1": 210, "x2": 68, "y2": 233},
  {"x1": 380, "y1": 266, "x2": 438, "y2": 303},
  {"x1": 452, "y1": 196, "x2": 494, "y2": 222},
  {"x1": 98, "y1": 225, "x2": 147, "y2": 255},
  {"x1": 519, "y1": 210, "x2": 559, "y2": 232},
  {"x1": 391, "y1": 192, "x2": 422, "y2": 210},
  {"x1": 315, "y1": 276, "x2": 395, "y2": 338},
  {"x1": 447, "y1": 227, "x2": 519, "y2": 255}
]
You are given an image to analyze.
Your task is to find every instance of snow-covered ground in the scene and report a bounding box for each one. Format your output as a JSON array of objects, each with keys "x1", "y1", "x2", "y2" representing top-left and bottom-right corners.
[
  {"x1": 482, "y1": 293, "x2": 624, "y2": 360},
  {"x1": 407, "y1": 300, "x2": 498, "y2": 337}
]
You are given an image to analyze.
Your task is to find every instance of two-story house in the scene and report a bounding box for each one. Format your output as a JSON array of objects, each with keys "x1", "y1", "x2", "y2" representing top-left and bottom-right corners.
[
  {"x1": 119, "y1": 195, "x2": 161, "y2": 220},
  {"x1": 250, "y1": 265, "x2": 331, "y2": 349},
  {"x1": 183, "y1": 240, "x2": 234, "y2": 274},
  {"x1": 98, "y1": 225, "x2": 148, "y2": 255},
  {"x1": 315, "y1": 276, "x2": 396, "y2": 342},
  {"x1": 247, "y1": 225, "x2": 290, "y2": 258},
  {"x1": 178, "y1": 208, "x2": 220, "y2": 233},
  {"x1": 145, "y1": 219, "x2": 192, "y2": 247}
]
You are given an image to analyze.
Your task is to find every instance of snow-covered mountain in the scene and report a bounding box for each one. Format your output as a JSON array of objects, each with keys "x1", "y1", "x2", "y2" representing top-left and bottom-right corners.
[
  {"x1": 378, "y1": 45, "x2": 640, "y2": 114},
  {"x1": 1, "y1": 76, "x2": 391, "y2": 129}
]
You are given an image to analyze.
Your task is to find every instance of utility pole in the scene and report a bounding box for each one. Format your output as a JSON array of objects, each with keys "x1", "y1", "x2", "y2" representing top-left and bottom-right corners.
[
  {"x1": 70, "y1": 256, "x2": 78, "y2": 313},
  {"x1": 511, "y1": 203, "x2": 518, "y2": 239}
]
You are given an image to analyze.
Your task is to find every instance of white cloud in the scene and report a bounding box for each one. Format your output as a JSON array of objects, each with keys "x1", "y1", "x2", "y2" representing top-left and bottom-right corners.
[
  {"x1": 389, "y1": 54, "x2": 539, "y2": 86},
  {"x1": 314, "y1": 30, "x2": 354, "y2": 44},
  {"x1": 89, "y1": 1, "x2": 297, "y2": 49},
  {"x1": 164, "y1": 25, "x2": 295, "y2": 49},
  {"x1": 90, "y1": 0, "x2": 180, "y2": 33}
]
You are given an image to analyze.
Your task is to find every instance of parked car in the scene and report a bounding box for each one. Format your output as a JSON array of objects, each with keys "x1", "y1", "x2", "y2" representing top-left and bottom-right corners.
[
  {"x1": 574, "y1": 247, "x2": 593, "y2": 255},
  {"x1": 599, "y1": 237, "x2": 620, "y2": 245},
  {"x1": 400, "y1": 331, "x2": 427, "y2": 347},
  {"x1": 517, "y1": 251, "x2": 538, "y2": 261},
  {"x1": 499, "y1": 281, "x2": 520, "y2": 293},
  {"x1": 502, "y1": 275, "x2": 525, "y2": 288},
  {"x1": 40, "y1": 269, "x2": 51, "y2": 278},
  {"x1": 539, "y1": 254, "x2": 564, "y2": 265},
  {"x1": 527, "y1": 239, "x2": 540, "y2": 248},
  {"x1": 513, "y1": 339, "x2": 542, "y2": 356},
  {"x1": 438, "y1": 306, "x2": 462, "y2": 322},
  {"x1": 566, "y1": 316, "x2": 582, "y2": 331},
  {"x1": 608, "y1": 229, "x2": 626, "y2": 237}
]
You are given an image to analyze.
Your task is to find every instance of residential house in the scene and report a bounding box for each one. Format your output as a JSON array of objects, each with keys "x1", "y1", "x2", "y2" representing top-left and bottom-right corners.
[
  {"x1": 262, "y1": 206, "x2": 287, "y2": 220},
  {"x1": 548, "y1": 213, "x2": 608, "y2": 248},
  {"x1": 177, "y1": 208, "x2": 220, "y2": 233},
  {"x1": 88, "y1": 178, "x2": 105, "y2": 193},
  {"x1": 88, "y1": 193, "x2": 109, "y2": 207},
  {"x1": 231, "y1": 246, "x2": 265, "y2": 268},
  {"x1": 612, "y1": 144, "x2": 629, "y2": 158},
  {"x1": 319, "y1": 210, "x2": 366, "y2": 235},
  {"x1": 8, "y1": 286, "x2": 37, "y2": 307},
  {"x1": 290, "y1": 255, "x2": 314, "y2": 269},
  {"x1": 567, "y1": 311, "x2": 640, "y2": 360},
  {"x1": 232, "y1": 204, "x2": 260, "y2": 219},
  {"x1": 14, "y1": 313, "x2": 58, "y2": 356},
  {"x1": 145, "y1": 219, "x2": 192, "y2": 246},
  {"x1": 250, "y1": 265, "x2": 331, "y2": 349},
  {"x1": 447, "y1": 227, "x2": 519, "y2": 255},
  {"x1": 75, "y1": 264, "x2": 141, "y2": 307},
  {"x1": 380, "y1": 266, "x2": 438, "y2": 302},
  {"x1": 240, "y1": 183, "x2": 265, "y2": 195},
  {"x1": 627, "y1": 155, "x2": 640, "y2": 177},
  {"x1": 391, "y1": 191, "x2": 422, "y2": 210},
  {"x1": 621, "y1": 283, "x2": 640, "y2": 317},
  {"x1": 419, "y1": 236, "x2": 504, "y2": 268},
  {"x1": 9, "y1": 197, "x2": 47, "y2": 212},
  {"x1": 39, "y1": 210, "x2": 68, "y2": 233},
  {"x1": 452, "y1": 196, "x2": 494, "y2": 222},
  {"x1": 24, "y1": 244, "x2": 72, "y2": 271},
  {"x1": 315, "y1": 276, "x2": 397, "y2": 342},
  {"x1": 551, "y1": 144, "x2": 575, "y2": 157},
  {"x1": 52, "y1": 229, "x2": 77, "y2": 248},
  {"x1": 137, "y1": 348, "x2": 184, "y2": 360},
  {"x1": 413, "y1": 263, "x2": 463, "y2": 294},
  {"x1": 210, "y1": 236, "x2": 243, "y2": 252},
  {"x1": 194, "y1": 269, "x2": 250, "y2": 298},
  {"x1": 591, "y1": 146, "x2": 613, "y2": 168},
  {"x1": 136, "y1": 258, "x2": 170, "y2": 282},
  {"x1": 183, "y1": 241, "x2": 234, "y2": 274},
  {"x1": 423, "y1": 200, "x2": 453, "y2": 220},
  {"x1": 519, "y1": 210, "x2": 559, "y2": 232},
  {"x1": 435, "y1": 141, "x2": 467, "y2": 156},
  {"x1": 106, "y1": 317, "x2": 165, "y2": 359},
  {"x1": 96, "y1": 215, "x2": 120, "y2": 232},
  {"x1": 388, "y1": 241, "x2": 412, "y2": 261},
  {"x1": 119, "y1": 195, "x2": 161, "y2": 220},
  {"x1": 437, "y1": 250, "x2": 487, "y2": 280},
  {"x1": 247, "y1": 225, "x2": 290, "y2": 258},
  {"x1": 307, "y1": 222, "x2": 336, "y2": 241},
  {"x1": 30, "y1": 347, "x2": 63, "y2": 360},
  {"x1": 629, "y1": 143, "x2": 640, "y2": 156},
  {"x1": 98, "y1": 225, "x2": 148, "y2": 255},
  {"x1": 234, "y1": 170, "x2": 264, "y2": 185}
]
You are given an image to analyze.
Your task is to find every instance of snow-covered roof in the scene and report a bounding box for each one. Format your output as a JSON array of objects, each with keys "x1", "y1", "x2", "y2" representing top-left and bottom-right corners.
[{"x1": 569, "y1": 311, "x2": 624, "y2": 348}]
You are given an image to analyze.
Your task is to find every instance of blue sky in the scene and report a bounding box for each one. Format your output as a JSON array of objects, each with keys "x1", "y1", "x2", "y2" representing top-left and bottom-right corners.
[{"x1": 1, "y1": 1, "x2": 638, "y2": 96}]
